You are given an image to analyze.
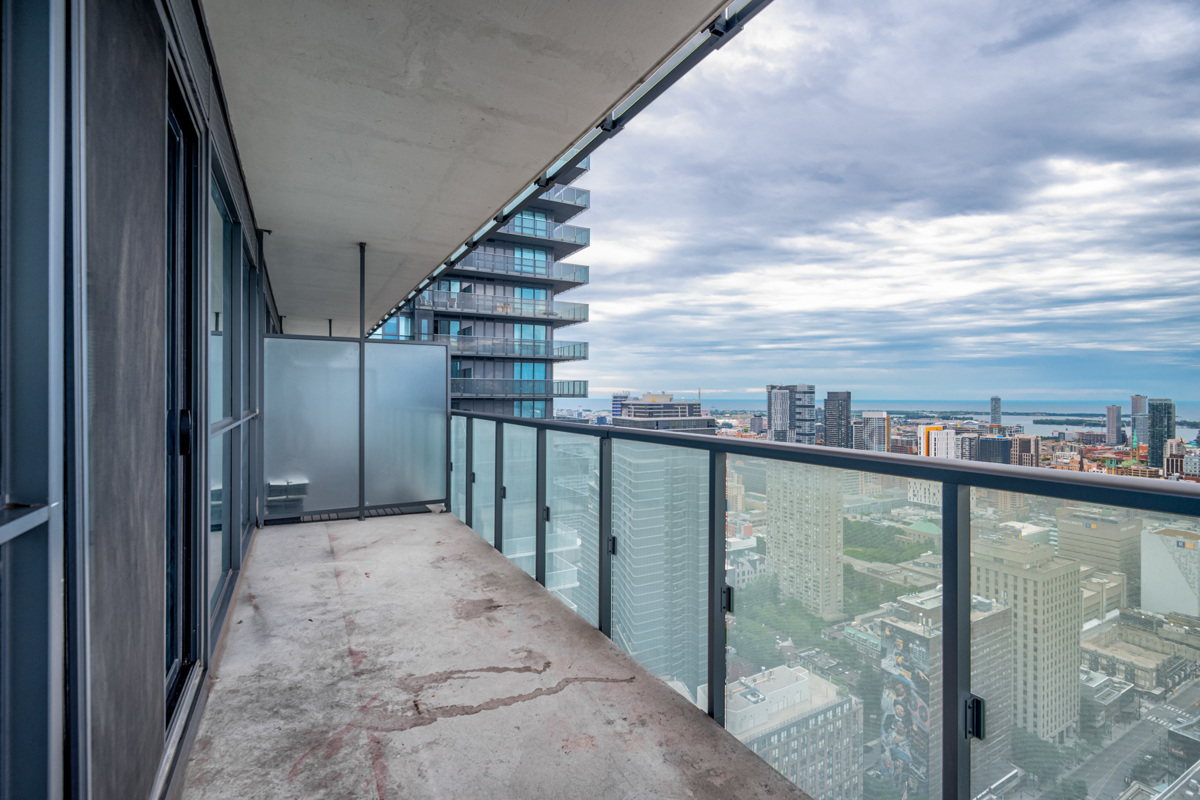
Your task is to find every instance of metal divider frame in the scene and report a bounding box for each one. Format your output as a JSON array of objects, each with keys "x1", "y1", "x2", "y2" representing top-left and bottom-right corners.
[
  {"x1": 535, "y1": 427, "x2": 547, "y2": 586},
  {"x1": 942, "y1": 483, "x2": 972, "y2": 800},
  {"x1": 707, "y1": 450, "x2": 727, "y2": 724},
  {"x1": 494, "y1": 422, "x2": 505, "y2": 553},
  {"x1": 598, "y1": 436, "x2": 613, "y2": 638},
  {"x1": 464, "y1": 417, "x2": 474, "y2": 529}
]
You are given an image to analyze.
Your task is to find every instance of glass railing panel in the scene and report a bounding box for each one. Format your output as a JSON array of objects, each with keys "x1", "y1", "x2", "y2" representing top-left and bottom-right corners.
[
  {"x1": 502, "y1": 424, "x2": 537, "y2": 577},
  {"x1": 723, "y1": 457, "x2": 926, "y2": 800},
  {"x1": 450, "y1": 415, "x2": 466, "y2": 519},
  {"x1": 611, "y1": 440, "x2": 709, "y2": 704},
  {"x1": 471, "y1": 420, "x2": 496, "y2": 546},
  {"x1": 968, "y1": 494, "x2": 1200, "y2": 800},
  {"x1": 546, "y1": 431, "x2": 600, "y2": 626}
]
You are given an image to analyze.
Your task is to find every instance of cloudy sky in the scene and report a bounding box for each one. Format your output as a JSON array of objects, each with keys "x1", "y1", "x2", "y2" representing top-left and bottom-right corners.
[{"x1": 555, "y1": 0, "x2": 1200, "y2": 402}]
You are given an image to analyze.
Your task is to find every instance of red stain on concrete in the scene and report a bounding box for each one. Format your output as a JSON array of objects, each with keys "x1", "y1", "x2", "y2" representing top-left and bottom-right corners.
[
  {"x1": 367, "y1": 732, "x2": 389, "y2": 799},
  {"x1": 349, "y1": 647, "x2": 367, "y2": 670}
]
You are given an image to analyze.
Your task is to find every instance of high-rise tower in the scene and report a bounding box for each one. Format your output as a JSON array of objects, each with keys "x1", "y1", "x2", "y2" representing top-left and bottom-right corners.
[
  {"x1": 990, "y1": 396, "x2": 1002, "y2": 425},
  {"x1": 823, "y1": 391, "x2": 852, "y2": 449},
  {"x1": 1106, "y1": 405, "x2": 1122, "y2": 447},
  {"x1": 1148, "y1": 398, "x2": 1177, "y2": 470},
  {"x1": 766, "y1": 461, "x2": 844, "y2": 619},
  {"x1": 1131, "y1": 395, "x2": 1148, "y2": 416},
  {"x1": 766, "y1": 384, "x2": 816, "y2": 445},
  {"x1": 379, "y1": 162, "x2": 593, "y2": 417}
]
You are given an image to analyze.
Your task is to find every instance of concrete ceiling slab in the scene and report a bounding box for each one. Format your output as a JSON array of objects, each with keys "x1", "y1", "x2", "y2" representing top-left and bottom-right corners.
[{"x1": 201, "y1": 0, "x2": 727, "y2": 335}]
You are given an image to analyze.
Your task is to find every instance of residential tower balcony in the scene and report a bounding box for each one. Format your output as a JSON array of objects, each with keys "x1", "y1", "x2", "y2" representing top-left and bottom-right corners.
[
  {"x1": 525, "y1": 184, "x2": 591, "y2": 222},
  {"x1": 489, "y1": 218, "x2": 591, "y2": 259},
  {"x1": 450, "y1": 378, "x2": 588, "y2": 398},
  {"x1": 414, "y1": 290, "x2": 588, "y2": 326},
  {"x1": 428, "y1": 334, "x2": 588, "y2": 361},
  {"x1": 455, "y1": 252, "x2": 589, "y2": 293}
]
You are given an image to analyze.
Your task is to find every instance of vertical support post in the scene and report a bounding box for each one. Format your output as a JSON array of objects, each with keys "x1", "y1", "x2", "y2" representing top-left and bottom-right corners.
[
  {"x1": 494, "y1": 423, "x2": 504, "y2": 552},
  {"x1": 707, "y1": 450, "x2": 727, "y2": 724},
  {"x1": 598, "y1": 436, "x2": 613, "y2": 637},
  {"x1": 464, "y1": 418, "x2": 474, "y2": 528},
  {"x1": 942, "y1": 483, "x2": 971, "y2": 800},
  {"x1": 535, "y1": 427, "x2": 547, "y2": 585},
  {"x1": 357, "y1": 243, "x2": 365, "y2": 520}
]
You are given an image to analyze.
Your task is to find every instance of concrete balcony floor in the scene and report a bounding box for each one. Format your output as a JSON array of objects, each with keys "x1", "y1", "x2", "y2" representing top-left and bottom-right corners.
[{"x1": 181, "y1": 511, "x2": 805, "y2": 799}]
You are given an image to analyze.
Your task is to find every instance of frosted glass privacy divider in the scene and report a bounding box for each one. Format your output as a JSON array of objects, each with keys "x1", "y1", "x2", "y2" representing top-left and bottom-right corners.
[
  {"x1": 610, "y1": 439, "x2": 708, "y2": 704},
  {"x1": 546, "y1": 431, "x2": 600, "y2": 626},
  {"x1": 263, "y1": 338, "x2": 359, "y2": 514},
  {"x1": 450, "y1": 416, "x2": 466, "y2": 519},
  {"x1": 364, "y1": 341, "x2": 448, "y2": 506},
  {"x1": 472, "y1": 420, "x2": 496, "y2": 546},
  {"x1": 501, "y1": 424, "x2": 536, "y2": 577}
]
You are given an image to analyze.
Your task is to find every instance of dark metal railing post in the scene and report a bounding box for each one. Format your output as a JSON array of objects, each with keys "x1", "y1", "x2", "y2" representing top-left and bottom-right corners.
[
  {"x1": 464, "y1": 418, "x2": 474, "y2": 529},
  {"x1": 598, "y1": 435, "x2": 613, "y2": 637},
  {"x1": 535, "y1": 427, "x2": 547, "y2": 585},
  {"x1": 494, "y1": 423, "x2": 505, "y2": 553},
  {"x1": 707, "y1": 450, "x2": 727, "y2": 724},
  {"x1": 357, "y1": 242, "x2": 366, "y2": 521},
  {"x1": 942, "y1": 482, "x2": 971, "y2": 800}
]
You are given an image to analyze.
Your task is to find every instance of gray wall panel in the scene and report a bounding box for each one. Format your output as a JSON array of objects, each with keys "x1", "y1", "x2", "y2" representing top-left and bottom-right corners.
[
  {"x1": 209, "y1": 87, "x2": 254, "y2": 254},
  {"x1": 166, "y1": 0, "x2": 210, "y2": 118},
  {"x1": 86, "y1": 0, "x2": 168, "y2": 797}
]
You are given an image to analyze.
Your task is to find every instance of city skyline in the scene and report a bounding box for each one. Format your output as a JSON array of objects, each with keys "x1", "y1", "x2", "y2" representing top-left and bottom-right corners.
[{"x1": 555, "y1": 0, "x2": 1200, "y2": 400}]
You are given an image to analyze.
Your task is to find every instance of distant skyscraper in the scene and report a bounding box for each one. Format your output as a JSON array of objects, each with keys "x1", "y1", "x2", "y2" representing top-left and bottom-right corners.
[
  {"x1": 972, "y1": 539, "x2": 1080, "y2": 742},
  {"x1": 957, "y1": 432, "x2": 979, "y2": 461},
  {"x1": 766, "y1": 384, "x2": 816, "y2": 445},
  {"x1": 1131, "y1": 395, "x2": 1148, "y2": 416},
  {"x1": 976, "y1": 436, "x2": 1013, "y2": 464},
  {"x1": 823, "y1": 391, "x2": 852, "y2": 449},
  {"x1": 1132, "y1": 413, "x2": 1150, "y2": 455},
  {"x1": 990, "y1": 396, "x2": 1002, "y2": 425},
  {"x1": 1010, "y1": 434, "x2": 1041, "y2": 468},
  {"x1": 1148, "y1": 398, "x2": 1176, "y2": 470},
  {"x1": 1106, "y1": 405, "x2": 1122, "y2": 447},
  {"x1": 1142, "y1": 529, "x2": 1200, "y2": 617},
  {"x1": 861, "y1": 411, "x2": 890, "y2": 453},
  {"x1": 851, "y1": 419, "x2": 866, "y2": 450},
  {"x1": 766, "y1": 461, "x2": 843, "y2": 619}
]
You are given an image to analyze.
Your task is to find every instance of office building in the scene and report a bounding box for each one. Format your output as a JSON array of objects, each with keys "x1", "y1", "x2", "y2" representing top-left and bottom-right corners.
[
  {"x1": 767, "y1": 384, "x2": 816, "y2": 445},
  {"x1": 956, "y1": 432, "x2": 979, "y2": 461},
  {"x1": 1132, "y1": 395, "x2": 1148, "y2": 416},
  {"x1": 1080, "y1": 567, "x2": 1127, "y2": 624},
  {"x1": 976, "y1": 436, "x2": 1013, "y2": 465},
  {"x1": 712, "y1": 666, "x2": 862, "y2": 800},
  {"x1": 824, "y1": 392, "x2": 852, "y2": 449},
  {"x1": 610, "y1": 392, "x2": 716, "y2": 434},
  {"x1": 1149, "y1": 399, "x2": 1177, "y2": 470},
  {"x1": 1010, "y1": 434, "x2": 1041, "y2": 468},
  {"x1": 1142, "y1": 529, "x2": 1200, "y2": 618},
  {"x1": 1056, "y1": 507, "x2": 1143, "y2": 606},
  {"x1": 861, "y1": 411, "x2": 890, "y2": 453},
  {"x1": 852, "y1": 419, "x2": 866, "y2": 450},
  {"x1": 611, "y1": 442, "x2": 709, "y2": 698},
  {"x1": 766, "y1": 461, "x2": 844, "y2": 619},
  {"x1": 919, "y1": 425, "x2": 957, "y2": 459},
  {"x1": 1107, "y1": 405, "x2": 1123, "y2": 447},
  {"x1": 1132, "y1": 414, "x2": 1150, "y2": 455},
  {"x1": 972, "y1": 539, "x2": 1081, "y2": 741},
  {"x1": 990, "y1": 396, "x2": 1002, "y2": 425}
]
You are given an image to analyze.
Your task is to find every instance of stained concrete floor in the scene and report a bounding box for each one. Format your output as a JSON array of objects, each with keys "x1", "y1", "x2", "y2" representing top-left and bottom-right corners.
[{"x1": 181, "y1": 511, "x2": 807, "y2": 800}]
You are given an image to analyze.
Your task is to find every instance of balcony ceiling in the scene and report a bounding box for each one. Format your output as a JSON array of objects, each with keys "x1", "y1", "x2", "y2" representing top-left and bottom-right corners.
[{"x1": 202, "y1": 0, "x2": 726, "y2": 336}]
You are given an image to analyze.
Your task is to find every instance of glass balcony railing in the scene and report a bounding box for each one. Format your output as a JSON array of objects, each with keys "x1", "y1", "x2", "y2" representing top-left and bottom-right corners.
[
  {"x1": 413, "y1": 290, "x2": 588, "y2": 323},
  {"x1": 450, "y1": 379, "x2": 588, "y2": 398},
  {"x1": 456, "y1": 252, "x2": 589, "y2": 285},
  {"x1": 446, "y1": 410, "x2": 1200, "y2": 800},
  {"x1": 422, "y1": 335, "x2": 587, "y2": 361},
  {"x1": 539, "y1": 185, "x2": 590, "y2": 208},
  {"x1": 496, "y1": 218, "x2": 590, "y2": 246}
]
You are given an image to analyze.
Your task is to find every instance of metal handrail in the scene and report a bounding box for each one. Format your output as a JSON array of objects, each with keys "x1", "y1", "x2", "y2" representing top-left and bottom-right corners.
[
  {"x1": 497, "y1": 218, "x2": 590, "y2": 246},
  {"x1": 451, "y1": 410, "x2": 1200, "y2": 516},
  {"x1": 450, "y1": 380, "x2": 588, "y2": 398},
  {"x1": 539, "y1": 185, "x2": 590, "y2": 207},
  {"x1": 456, "y1": 253, "x2": 589, "y2": 285},
  {"x1": 422, "y1": 335, "x2": 587, "y2": 360},
  {"x1": 413, "y1": 290, "x2": 588, "y2": 322}
]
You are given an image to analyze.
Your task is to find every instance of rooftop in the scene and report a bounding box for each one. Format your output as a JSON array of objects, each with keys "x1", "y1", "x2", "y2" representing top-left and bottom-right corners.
[{"x1": 182, "y1": 514, "x2": 802, "y2": 798}]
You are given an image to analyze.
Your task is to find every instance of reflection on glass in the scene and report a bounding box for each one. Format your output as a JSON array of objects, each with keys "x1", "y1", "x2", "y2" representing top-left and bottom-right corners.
[
  {"x1": 546, "y1": 431, "x2": 599, "y2": 626},
  {"x1": 209, "y1": 432, "x2": 231, "y2": 609},
  {"x1": 502, "y1": 424, "x2": 536, "y2": 576},
  {"x1": 722, "y1": 458, "x2": 925, "y2": 799},
  {"x1": 209, "y1": 189, "x2": 232, "y2": 421},
  {"x1": 610, "y1": 441, "x2": 708, "y2": 700},
  {"x1": 969, "y1": 495, "x2": 1200, "y2": 798},
  {"x1": 451, "y1": 416, "x2": 466, "y2": 519},
  {"x1": 472, "y1": 421, "x2": 496, "y2": 546}
]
